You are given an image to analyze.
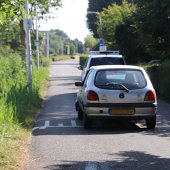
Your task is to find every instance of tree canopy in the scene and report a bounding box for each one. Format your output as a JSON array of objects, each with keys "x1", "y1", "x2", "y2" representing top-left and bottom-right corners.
[
  {"x1": 134, "y1": 0, "x2": 170, "y2": 59},
  {"x1": 84, "y1": 35, "x2": 98, "y2": 51},
  {"x1": 87, "y1": 0, "x2": 122, "y2": 38},
  {"x1": 87, "y1": 0, "x2": 170, "y2": 63},
  {"x1": 0, "y1": 0, "x2": 62, "y2": 55}
]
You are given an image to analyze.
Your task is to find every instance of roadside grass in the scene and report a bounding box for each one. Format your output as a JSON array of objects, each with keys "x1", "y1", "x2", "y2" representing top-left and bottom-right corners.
[
  {"x1": 0, "y1": 125, "x2": 30, "y2": 170},
  {"x1": 0, "y1": 55, "x2": 49, "y2": 169}
]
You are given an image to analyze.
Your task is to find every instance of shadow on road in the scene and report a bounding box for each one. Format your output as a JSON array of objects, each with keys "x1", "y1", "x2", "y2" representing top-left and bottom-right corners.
[
  {"x1": 32, "y1": 92, "x2": 170, "y2": 138},
  {"x1": 43, "y1": 151, "x2": 170, "y2": 170}
]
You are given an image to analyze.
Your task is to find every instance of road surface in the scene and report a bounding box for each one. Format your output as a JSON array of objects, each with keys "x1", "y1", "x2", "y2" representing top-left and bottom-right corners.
[{"x1": 27, "y1": 59, "x2": 170, "y2": 170}]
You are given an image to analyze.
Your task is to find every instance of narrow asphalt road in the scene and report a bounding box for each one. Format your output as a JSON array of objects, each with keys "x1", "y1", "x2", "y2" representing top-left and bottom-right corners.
[{"x1": 27, "y1": 59, "x2": 170, "y2": 170}]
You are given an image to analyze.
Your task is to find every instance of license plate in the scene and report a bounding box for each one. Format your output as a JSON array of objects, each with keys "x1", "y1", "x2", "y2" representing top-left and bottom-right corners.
[{"x1": 111, "y1": 108, "x2": 135, "y2": 115}]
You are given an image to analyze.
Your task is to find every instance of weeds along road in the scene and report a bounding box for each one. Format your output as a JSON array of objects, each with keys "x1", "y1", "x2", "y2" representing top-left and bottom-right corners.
[{"x1": 27, "y1": 59, "x2": 170, "y2": 170}]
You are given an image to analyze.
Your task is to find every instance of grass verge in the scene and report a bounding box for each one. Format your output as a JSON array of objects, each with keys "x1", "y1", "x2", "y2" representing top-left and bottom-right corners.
[{"x1": 0, "y1": 56, "x2": 49, "y2": 169}]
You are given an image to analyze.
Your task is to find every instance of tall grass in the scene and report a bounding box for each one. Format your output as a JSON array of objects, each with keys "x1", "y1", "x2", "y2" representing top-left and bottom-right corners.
[
  {"x1": 0, "y1": 54, "x2": 49, "y2": 139},
  {"x1": 0, "y1": 46, "x2": 50, "y2": 169}
]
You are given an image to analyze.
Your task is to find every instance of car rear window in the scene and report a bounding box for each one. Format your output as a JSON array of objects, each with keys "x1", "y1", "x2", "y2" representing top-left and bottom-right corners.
[
  {"x1": 95, "y1": 69, "x2": 147, "y2": 90},
  {"x1": 89, "y1": 57, "x2": 125, "y2": 67}
]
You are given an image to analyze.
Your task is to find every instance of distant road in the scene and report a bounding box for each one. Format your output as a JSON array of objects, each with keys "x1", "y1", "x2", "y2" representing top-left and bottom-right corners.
[{"x1": 27, "y1": 59, "x2": 170, "y2": 170}]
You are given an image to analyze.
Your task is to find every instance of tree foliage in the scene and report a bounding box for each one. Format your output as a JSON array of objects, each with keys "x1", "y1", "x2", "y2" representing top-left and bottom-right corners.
[
  {"x1": 97, "y1": 1, "x2": 135, "y2": 49},
  {"x1": 49, "y1": 29, "x2": 83, "y2": 56},
  {"x1": 87, "y1": 0, "x2": 170, "y2": 63},
  {"x1": 134, "y1": 0, "x2": 170, "y2": 59},
  {"x1": 84, "y1": 35, "x2": 98, "y2": 51},
  {"x1": 0, "y1": 0, "x2": 62, "y2": 56},
  {"x1": 87, "y1": 0, "x2": 122, "y2": 38}
]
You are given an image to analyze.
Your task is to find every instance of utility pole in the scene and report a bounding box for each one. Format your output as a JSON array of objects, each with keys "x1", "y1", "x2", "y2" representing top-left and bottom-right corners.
[
  {"x1": 35, "y1": 2, "x2": 39, "y2": 69},
  {"x1": 43, "y1": 31, "x2": 49, "y2": 57},
  {"x1": 24, "y1": 1, "x2": 32, "y2": 91},
  {"x1": 46, "y1": 31, "x2": 49, "y2": 57}
]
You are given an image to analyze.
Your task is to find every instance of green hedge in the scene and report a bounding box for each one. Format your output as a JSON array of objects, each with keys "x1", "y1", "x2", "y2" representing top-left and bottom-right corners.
[
  {"x1": 144, "y1": 65, "x2": 160, "y2": 94},
  {"x1": 79, "y1": 54, "x2": 88, "y2": 67},
  {"x1": 144, "y1": 61, "x2": 170, "y2": 101},
  {"x1": 159, "y1": 61, "x2": 170, "y2": 101}
]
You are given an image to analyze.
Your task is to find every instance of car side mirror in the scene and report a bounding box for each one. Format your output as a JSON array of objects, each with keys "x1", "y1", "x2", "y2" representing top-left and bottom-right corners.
[
  {"x1": 78, "y1": 66, "x2": 83, "y2": 70},
  {"x1": 75, "y1": 82, "x2": 83, "y2": 86}
]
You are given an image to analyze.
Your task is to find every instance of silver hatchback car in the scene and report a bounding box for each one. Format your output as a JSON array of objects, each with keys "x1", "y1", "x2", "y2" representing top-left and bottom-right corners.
[{"x1": 75, "y1": 65, "x2": 157, "y2": 129}]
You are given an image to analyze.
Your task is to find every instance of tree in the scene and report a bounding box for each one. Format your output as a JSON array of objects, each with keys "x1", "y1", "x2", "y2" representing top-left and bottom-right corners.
[
  {"x1": 97, "y1": 1, "x2": 135, "y2": 49},
  {"x1": 87, "y1": 0, "x2": 123, "y2": 38},
  {"x1": 134, "y1": 0, "x2": 170, "y2": 60},
  {"x1": 72, "y1": 39, "x2": 84, "y2": 54},
  {"x1": 115, "y1": 19, "x2": 148, "y2": 64},
  {"x1": 69, "y1": 43, "x2": 76, "y2": 55},
  {"x1": 0, "y1": 0, "x2": 62, "y2": 56},
  {"x1": 84, "y1": 35, "x2": 98, "y2": 51}
]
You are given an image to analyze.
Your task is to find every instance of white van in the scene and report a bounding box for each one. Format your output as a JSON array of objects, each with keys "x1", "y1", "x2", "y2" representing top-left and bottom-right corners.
[{"x1": 81, "y1": 51, "x2": 126, "y2": 81}]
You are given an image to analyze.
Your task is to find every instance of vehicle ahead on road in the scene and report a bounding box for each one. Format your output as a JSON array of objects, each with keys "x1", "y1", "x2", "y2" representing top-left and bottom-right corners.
[
  {"x1": 80, "y1": 51, "x2": 126, "y2": 81},
  {"x1": 75, "y1": 65, "x2": 157, "y2": 129},
  {"x1": 148, "y1": 59, "x2": 161, "y2": 65}
]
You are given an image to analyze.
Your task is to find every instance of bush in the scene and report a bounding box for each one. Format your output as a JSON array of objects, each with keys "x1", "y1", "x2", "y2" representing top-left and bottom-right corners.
[
  {"x1": 40, "y1": 56, "x2": 51, "y2": 67},
  {"x1": 159, "y1": 61, "x2": 170, "y2": 101},
  {"x1": 79, "y1": 54, "x2": 88, "y2": 67},
  {"x1": 144, "y1": 65, "x2": 160, "y2": 94},
  {"x1": 51, "y1": 55, "x2": 70, "y2": 61},
  {"x1": 143, "y1": 61, "x2": 170, "y2": 102}
]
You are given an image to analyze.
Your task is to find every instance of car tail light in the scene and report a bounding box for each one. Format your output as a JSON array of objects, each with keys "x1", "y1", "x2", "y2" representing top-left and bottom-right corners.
[
  {"x1": 144, "y1": 90, "x2": 156, "y2": 101},
  {"x1": 87, "y1": 90, "x2": 99, "y2": 101}
]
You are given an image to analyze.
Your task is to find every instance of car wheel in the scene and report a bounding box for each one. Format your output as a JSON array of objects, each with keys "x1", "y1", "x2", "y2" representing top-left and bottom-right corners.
[
  {"x1": 75, "y1": 102, "x2": 83, "y2": 120},
  {"x1": 78, "y1": 109, "x2": 83, "y2": 120},
  {"x1": 146, "y1": 115, "x2": 156, "y2": 130},
  {"x1": 83, "y1": 113, "x2": 91, "y2": 129}
]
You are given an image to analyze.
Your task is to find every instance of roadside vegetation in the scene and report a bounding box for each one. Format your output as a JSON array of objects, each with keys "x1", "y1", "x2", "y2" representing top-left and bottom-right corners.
[
  {"x1": 51, "y1": 55, "x2": 71, "y2": 61},
  {"x1": 86, "y1": 0, "x2": 170, "y2": 64},
  {"x1": 0, "y1": 0, "x2": 170, "y2": 168},
  {"x1": 0, "y1": 46, "x2": 50, "y2": 169},
  {"x1": 85, "y1": 0, "x2": 170, "y2": 102},
  {"x1": 144, "y1": 62, "x2": 170, "y2": 102}
]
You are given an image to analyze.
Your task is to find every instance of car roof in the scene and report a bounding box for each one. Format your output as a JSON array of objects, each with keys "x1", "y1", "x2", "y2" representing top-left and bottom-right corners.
[
  {"x1": 89, "y1": 54, "x2": 124, "y2": 58},
  {"x1": 90, "y1": 51, "x2": 119, "y2": 55},
  {"x1": 91, "y1": 65, "x2": 144, "y2": 71}
]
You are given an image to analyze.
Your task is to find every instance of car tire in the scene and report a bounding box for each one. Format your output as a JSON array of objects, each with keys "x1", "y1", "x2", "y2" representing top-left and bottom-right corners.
[
  {"x1": 78, "y1": 110, "x2": 83, "y2": 120},
  {"x1": 75, "y1": 102, "x2": 83, "y2": 120},
  {"x1": 83, "y1": 113, "x2": 91, "y2": 129},
  {"x1": 146, "y1": 115, "x2": 156, "y2": 130}
]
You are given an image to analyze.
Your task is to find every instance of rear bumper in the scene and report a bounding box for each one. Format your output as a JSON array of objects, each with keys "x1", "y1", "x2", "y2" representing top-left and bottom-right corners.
[{"x1": 84, "y1": 102, "x2": 157, "y2": 119}]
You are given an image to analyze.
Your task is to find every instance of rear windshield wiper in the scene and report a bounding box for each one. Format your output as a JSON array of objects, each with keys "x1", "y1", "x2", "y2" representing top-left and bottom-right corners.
[{"x1": 105, "y1": 83, "x2": 129, "y2": 93}]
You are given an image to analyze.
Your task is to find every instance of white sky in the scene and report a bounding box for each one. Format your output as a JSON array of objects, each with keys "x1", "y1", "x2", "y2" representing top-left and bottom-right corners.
[{"x1": 38, "y1": 0, "x2": 90, "y2": 42}]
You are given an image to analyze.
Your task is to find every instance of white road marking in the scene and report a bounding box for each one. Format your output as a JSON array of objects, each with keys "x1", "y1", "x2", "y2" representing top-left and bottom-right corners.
[
  {"x1": 71, "y1": 120, "x2": 77, "y2": 127},
  {"x1": 39, "y1": 121, "x2": 50, "y2": 129},
  {"x1": 136, "y1": 122, "x2": 170, "y2": 129},
  {"x1": 38, "y1": 120, "x2": 83, "y2": 129},
  {"x1": 135, "y1": 123, "x2": 145, "y2": 128},
  {"x1": 85, "y1": 162, "x2": 97, "y2": 170},
  {"x1": 156, "y1": 125, "x2": 170, "y2": 128},
  {"x1": 35, "y1": 120, "x2": 170, "y2": 130},
  {"x1": 58, "y1": 123, "x2": 64, "y2": 127}
]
